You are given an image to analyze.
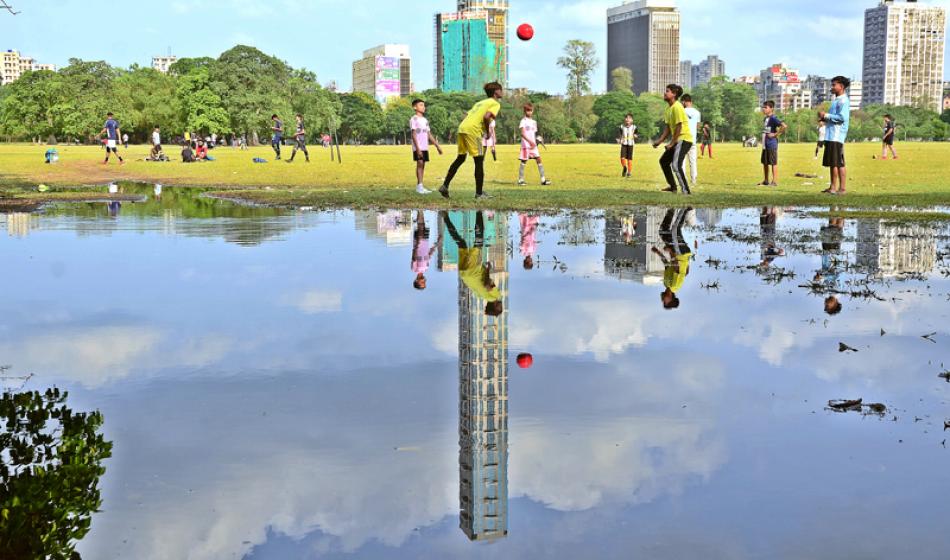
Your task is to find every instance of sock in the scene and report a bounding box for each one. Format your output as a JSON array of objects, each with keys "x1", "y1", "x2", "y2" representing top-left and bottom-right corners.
[
  {"x1": 519, "y1": 161, "x2": 526, "y2": 181},
  {"x1": 621, "y1": 158, "x2": 627, "y2": 171},
  {"x1": 538, "y1": 163, "x2": 546, "y2": 181},
  {"x1": 627, "y1": 161, "x2": 633, "y2": 173}
]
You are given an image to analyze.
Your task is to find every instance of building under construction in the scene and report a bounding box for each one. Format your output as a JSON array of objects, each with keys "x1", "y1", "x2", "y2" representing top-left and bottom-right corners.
[{"x1": 434, "y1": 0, "x2": 509, "y2": 93}]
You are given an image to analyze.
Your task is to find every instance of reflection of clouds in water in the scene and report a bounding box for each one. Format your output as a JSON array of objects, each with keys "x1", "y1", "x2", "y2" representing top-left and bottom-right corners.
[
  {"x1": 284, "y1": 289, "x2": 344, "y2": 314},
  {"x1": 78, "y1": 352, "x2": 727, "y2": 560},
  {"x1": 0, "y1": 325, "x2": 233, "y2": 387}
]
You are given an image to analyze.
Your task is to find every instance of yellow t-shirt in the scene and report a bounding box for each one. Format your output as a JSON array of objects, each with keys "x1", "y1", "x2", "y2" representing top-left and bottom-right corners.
[
  {"x1": 459, "y1": 248, "x2": 501, "y2": 302},
  {"x1": 665, "y1": 101, "x2": 694, "y2": 144},
  {"x1": 663, "y1": 254, "x2": 691, "y2": 293},
  {"x1": 459, "y1": 98, "x2": 502, "y2": 138}
]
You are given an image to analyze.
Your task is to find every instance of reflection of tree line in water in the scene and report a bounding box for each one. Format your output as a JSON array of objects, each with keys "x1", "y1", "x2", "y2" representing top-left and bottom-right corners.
[{"x1": 0, "y1": 379, "x2": 112, "y2": 559}]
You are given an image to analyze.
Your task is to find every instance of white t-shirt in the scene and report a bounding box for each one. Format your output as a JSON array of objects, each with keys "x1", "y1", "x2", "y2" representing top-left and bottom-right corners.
[
  {"x1": 483, "y1": 120, "x2": 497, "y2": 147},
  {"x1": 520, "y1": 117, "x2": 537, "y2": 147},
  {"x1": 409, "y1": 115, "x2": 430, "y2": 151},
  {"x1": 818, "y1": 124, "x2": 826, "y2": 140},
  {"x1": 152, "y1": 131, "x2": 161, "y2": 146},
  {"x1": 684, "y1": 107, "x2": 701, "y2": 142}
]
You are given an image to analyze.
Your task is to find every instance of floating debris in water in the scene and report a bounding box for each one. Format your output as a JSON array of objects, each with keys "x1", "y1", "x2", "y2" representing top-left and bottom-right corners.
[
  {"x1": 827, "y1": 399, "x2": 888, "y2": 416},
  {"x1": 839, "y1": 343, "x2": 859, "y2": 353}
]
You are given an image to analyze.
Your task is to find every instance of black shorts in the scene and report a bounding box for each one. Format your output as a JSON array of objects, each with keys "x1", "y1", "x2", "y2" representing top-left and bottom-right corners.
[
  {"x1": 823, "y1": 141, "x2": 845, "y2": 168},
  {"x1": 761, "y1": 148, "x2": 778, "y2": 166},
  {"x1": 620, "y1": 145, "x2": 634, "y2": 160},
  {"x1": 883, "y1": 136, "x2": 894, "y2": 146},
  {"x1": 816, "y1": 140, "x2": 825, "y2": 148},
  {"x1": 413, "y1": 150, "x2": 430, "y2": 162}
]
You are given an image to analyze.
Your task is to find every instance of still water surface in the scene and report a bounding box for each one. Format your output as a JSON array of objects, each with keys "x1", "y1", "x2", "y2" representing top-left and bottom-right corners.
[{"x1": 2, "y1": 186, "x2": 949, "y2": 559}]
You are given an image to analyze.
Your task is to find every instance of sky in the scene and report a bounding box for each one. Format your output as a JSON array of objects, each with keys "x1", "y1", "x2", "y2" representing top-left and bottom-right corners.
[{"x1": 2, "y1": 0, "x2": 950, "y2": 94}]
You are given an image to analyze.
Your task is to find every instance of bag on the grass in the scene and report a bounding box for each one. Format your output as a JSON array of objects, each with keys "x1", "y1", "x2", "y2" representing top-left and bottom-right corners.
[{"x1": 253, "y1": 157, "x2": 267, "y2": 164}]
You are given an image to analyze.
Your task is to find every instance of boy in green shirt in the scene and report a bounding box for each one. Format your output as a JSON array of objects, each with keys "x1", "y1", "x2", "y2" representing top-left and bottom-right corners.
[
  {"x1": 652, "y1": 84, "x2": 694, "y2": 195},
  {"x1": 440, "y1": 82, "x2": 504, "y2": 200}
]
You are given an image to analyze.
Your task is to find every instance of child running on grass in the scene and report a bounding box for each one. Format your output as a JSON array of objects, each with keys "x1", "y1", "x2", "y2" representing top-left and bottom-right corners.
[
  {"x1": 270, "y1": 114, "x2": 283, "y2": 160},
  {"x1": 518, "y1": 103, "x2": 551, "y2": 186},
  {"x1": 652, "y1": 84, "x2": 693, "y2": 195},
  {"x1": 99, "y1": 112, "x2": 124, "y2": 165},
  {"x1": 619, "y1": 113, "x2": 636, "y2": 178},
  {"x1": 759, "y1": 100, "x2": 787, "y2": 187},
  {"x1": 287, "y1": 114, "x2": 310, "y2": 163},
  {"x1": 440, "y1": 82, "x2": 504, "y2": 200},
  {"x1": 882, "y1": 114, "x2": 898, "y2": 160},
  {"x1": 410, "y1": 99, "x2": 443, "y2": 195}
]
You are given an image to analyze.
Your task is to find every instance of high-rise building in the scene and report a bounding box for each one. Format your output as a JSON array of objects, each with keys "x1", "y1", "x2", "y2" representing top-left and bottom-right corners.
[
  {"x1": 680, "y1": 60, "x2": 693, "y2": 89},
  {"x1": 1, "y1": 50, "x2": 55, "y2": 85},
  {"x1": 435, "y1": 0, "x2": 509, "y2": 93},
  {"x1": 607, "y1": 0, "x2": 681, "y2": 95},
  {"x1": 693, "y1": 55, "x2": 726, "y2": 86},
  {"x1": 152, "y1": 56, "x2": 178, "y2": 74},
  {"x1": 352, "y1": 44, "x2": 412, "y2": 104},
  {"x1": 604, "y1": 208, "x2": 668, "y2": 284},
  {"x1": 862, "y1": 0, "x2": 946, "y2": 111},
  {"x1": 804, "y1": 75, "x2": 832, "y2": 106},
  {"x1": 758, "y1": 63, "x2": 805, "y2": 111},
  {"x1": 454, "y1": 212, "x2": 509, "y2": 542},
  {"x1": 856, "y1": 220, "x2": 936, "y2": 277},
  {"x1": 850, "y1": 80, "x2": 864, "y2": 108}
]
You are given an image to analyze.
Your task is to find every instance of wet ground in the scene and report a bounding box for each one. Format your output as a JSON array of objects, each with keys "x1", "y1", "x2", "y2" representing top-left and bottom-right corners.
[{"x1": 2, "y1": 185, "x2": 950, "y2": 559}]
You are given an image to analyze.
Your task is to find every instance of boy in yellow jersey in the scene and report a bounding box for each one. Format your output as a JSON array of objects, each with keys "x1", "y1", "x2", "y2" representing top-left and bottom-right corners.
[
  {"x1": 440, "y1": 82, "x2": 504, "y2": 200},
  {"x1": 652, "y1": 84, "x2": 694, "y2": 195},
  {"x1": 441, "y1": 211, "x2": 503, "y2": 316},
  {"x1": 651, "y1": 208, "x2": 693, "y2": 310}
]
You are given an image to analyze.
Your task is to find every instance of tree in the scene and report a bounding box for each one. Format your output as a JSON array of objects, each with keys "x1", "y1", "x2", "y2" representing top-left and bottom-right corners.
[
  {"x1": 210, "y1": 46, "x2": 294, "y2": 142},
  {"x1": 338, "y1": 92, "x2": 383, "y2": 143},
  {"x1": 0, "y1": 388, "x2": 112, "y2": 559},
  {"x1": 176, "y1": 67, "x2": 231, "y2": 135},
  {"x1": 0, "y1": 69, "x2": 61, "y2": 141},
  {"x1": 535, "y1": 98, "x2": 576, "y2": 143},
  {"x1": 557, "y1": 40, "x2": 598, "y2": 98},
  {"x1": 54, "y1": 59, "x2": 125, "y2": 142},
  {"x1": 592, "y1": 91, "x2": 652, "y2": 142},
  {"x1": 637, "y1": 92, "x2": 667, "y2": 140},
  {"x1": 383, "y1": 97, "x2": 415, "y2": 144},
  {"x1": 0, "y1": 1, "x2": 19, "y2": 15},
  {"x1": 113, "y1": 66, "x2": 182, "y2": 141},
  {"x1": 566, "y1": 95, "x2": 598, "y2": 141},
  {"x1": 692, "y1": 77, "x2": 757, "y2": 141},
  {"x1": 167, "y1": 57, "x2": 215, "y2": 77},
  {"x1": 610, "y1": 67, "x2": 633, "y2": 93}
]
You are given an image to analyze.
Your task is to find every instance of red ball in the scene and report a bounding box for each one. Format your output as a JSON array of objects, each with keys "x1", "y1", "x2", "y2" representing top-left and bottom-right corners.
[
  {"x1": 517, "y1": 23, "x2": 534, "y2": 42},
  {"x1": 516, "y1": 353, "x2": 534, "y2": 369}
]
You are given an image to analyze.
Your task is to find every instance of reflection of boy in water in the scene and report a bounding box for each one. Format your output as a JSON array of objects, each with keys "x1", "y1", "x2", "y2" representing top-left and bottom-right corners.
[
  {"x1": 443, "y1": 211, "x2": 503, "y2": 316},
  {"x1": 412, "y1": 211, "x2": 440, "y2": 290},
  {"x1": 652, "y1": 208, "x2": 693, "y2": 310},
  {"x1": 759, "y1": 206, "x2": 785, "y2": 267},
  {"x1": 814, "y1": 216, "x2": 845, "y2": 315},
  {"x1": 519, "y1": 213, "x2": 539, "y2": 270}
]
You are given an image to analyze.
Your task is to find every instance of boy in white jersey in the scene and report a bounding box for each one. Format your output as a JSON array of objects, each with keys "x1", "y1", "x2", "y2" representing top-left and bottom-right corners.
[
  {"x1": 681, "y1": 94, "x2": 701, "y2": 186},
  {"x1": 410, "y1": 99, "x2": 443, "y2": 194},
  {"x1": 619, "y1": 113, "x2": 636, "y2": 178},
  {"x1": 483, "y1": 119, "x2": 497, "y2": 161},
  {"x1": 518, "y1": 103, "x2": 551, "y2": 186}
]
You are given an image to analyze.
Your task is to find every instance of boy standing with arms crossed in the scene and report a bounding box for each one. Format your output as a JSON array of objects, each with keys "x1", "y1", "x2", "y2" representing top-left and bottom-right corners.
[
  {"x1": 440, "y1": 82, "x2": 503, "y2": 200},
  {"x1": 652, "y1": 84, "x2": 693, "y2": 195},
  {"x1": 410, "y1": 99, "x2": 443, "y2": 194},
  {"x1": 619, "y1": 113, "x2": 636, "y2": 178},
  {"x1": 819, "y1": 76, "x2": 851, "y2": 195},
  {"x1": 517, "y1": 103, "x2": 552, "y2": 186},
  {"x1": 759, "y1": 100, "x2": 787, "y2": 187}
]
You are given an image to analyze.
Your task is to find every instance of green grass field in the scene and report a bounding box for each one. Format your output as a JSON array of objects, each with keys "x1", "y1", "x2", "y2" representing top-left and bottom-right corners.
[{"x1": 2, "y1": 142, "x2": 950, "y2": 212}]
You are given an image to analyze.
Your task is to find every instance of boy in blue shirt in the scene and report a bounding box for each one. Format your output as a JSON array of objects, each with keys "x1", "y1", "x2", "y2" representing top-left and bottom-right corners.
[
  {"x1": 98, "y1": 112, "x2": 124, "y2": 165},
  {"x1": 819, "y1": 76, "x2": 851, "y2": 195},
  {"x1": 759, "y1": 101, "x2": 786, "y2": 187},
  {"x1": 270, "y1": 114, "x2": 283, "y2": 160}
]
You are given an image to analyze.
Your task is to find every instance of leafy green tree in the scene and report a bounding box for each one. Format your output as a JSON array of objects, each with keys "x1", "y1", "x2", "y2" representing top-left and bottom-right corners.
[
  {"x1": 0, "y1": 69, "x2": 62, "y2": 141},
  {"x1": 54, "y1": 59, "x2": 125, "y2": 142},
  {"x1": 338, "y1": 92, "x2": 383, "y2": 143},
  {"x1": 0, "y1": 388, "x2": 112, "y2": 560},
  {"x1": 288, "y1": 69, "x2": 341, "y2": 137},
  {"x1": 535, "y1": 98, "x2": 576, "y2": 143},
  {"x1": 210, "y1": 46, "x2": 294, "y2": 142},
  {"x1": 113, "y1": 66, "x2": 182, "y2": 141},
  {"x1": 610, "y1": 67, "x2": 633, "y2": 93},
  {"x1": 167, "y1": 57, "x2": 215, "y2": 77},
  {"x1": 592, "y1": 91, "x2": 652, "y2": 142},
  {"x1": 637, "y1": 92, "x2": 667, "y2": 140},
  {"x1": 692, "y1": 77, "x2": 757, "y2": 141},
  {"x1": 426, "y1": 105, "x2": 451, "y2": 141},
  {"x1": 383, "y1": 97, "x2": 415, "y2": 144},
  {"x1": 566, "y1": 95, "x2": 598, "y2": 141},
  {"x1": 557, "y1": 40, "x2": 598, "y2": 98},
  {"x1": 176, "y1": 67, "x2": 231, "y2": 136}
]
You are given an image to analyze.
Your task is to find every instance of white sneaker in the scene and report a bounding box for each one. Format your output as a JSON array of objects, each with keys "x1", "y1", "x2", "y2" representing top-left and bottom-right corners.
[
  {"x1": 517, "y1": 180, "x2": 526, "y2": 186},
  {"x1": 416, "y1": 185, "x2": 432, "y2": 195}
]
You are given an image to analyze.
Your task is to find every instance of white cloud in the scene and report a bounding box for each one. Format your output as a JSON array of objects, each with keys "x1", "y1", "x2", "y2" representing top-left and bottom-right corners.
[{"x1": 286, "y1": 289, "x2": 343, "y2": 314}]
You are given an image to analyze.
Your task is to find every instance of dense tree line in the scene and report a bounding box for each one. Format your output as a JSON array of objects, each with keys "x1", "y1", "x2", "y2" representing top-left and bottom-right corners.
[{"x1": 1, "y1": 45, "x2": 947, "y2": 145}]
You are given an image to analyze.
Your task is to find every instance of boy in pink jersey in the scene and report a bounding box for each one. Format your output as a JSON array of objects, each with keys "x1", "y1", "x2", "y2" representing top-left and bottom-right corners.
[
  {"x1": 519, "y1": 213, "x2": 540, "y2": 270},
  {"x1": 412, "y1": 211, "x2": 439, "y2": 290},
  {"x1": 410, "y1": 99, "x2": 443, "y2": 194},
  {"x1": 518, "y1": 103, "x2": 551, "y2": 186}
]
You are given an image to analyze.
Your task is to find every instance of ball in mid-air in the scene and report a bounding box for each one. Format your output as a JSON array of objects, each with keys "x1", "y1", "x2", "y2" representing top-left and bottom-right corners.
[
  {"x1": 517, "y1": 23, "x2": 534, "y2": 41},
  {"x1": 516, "y1": 353, "x2": 534, "y2": 369}
]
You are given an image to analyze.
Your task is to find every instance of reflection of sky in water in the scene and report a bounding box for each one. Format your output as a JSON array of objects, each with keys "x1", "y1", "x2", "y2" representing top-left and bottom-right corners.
[{"x1": 2, "y1": 195, "x2": 950, "y2": 560}]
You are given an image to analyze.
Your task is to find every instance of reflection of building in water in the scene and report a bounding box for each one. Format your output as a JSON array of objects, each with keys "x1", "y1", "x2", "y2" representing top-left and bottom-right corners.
[
  {"x1": 604, "y1": 208, "x2": 667, "y2": 284},
  {"x1": 353, "y1": 210, "x2": 412, "y2": 246},
  {"x1": 695, "y1": 208, "x2": 723, "y2": 227},
  {"x1": 4, "y1": 212, "x2": 37, "y2": 238},
  {"x1": 554, "y1": 212, "x2": 599, "y2": 246},
  {"x1": 456, "y1": 212, "x2": 509, "y2": 542},
  {"x1": 856, "y1": 220, "x2": 936, "y2": 276}
]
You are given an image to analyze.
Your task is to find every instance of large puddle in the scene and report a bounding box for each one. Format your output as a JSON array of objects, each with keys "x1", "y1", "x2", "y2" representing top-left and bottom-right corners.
[{"x1": 2, "y1": 185, "x2": 950, "y2": 559}]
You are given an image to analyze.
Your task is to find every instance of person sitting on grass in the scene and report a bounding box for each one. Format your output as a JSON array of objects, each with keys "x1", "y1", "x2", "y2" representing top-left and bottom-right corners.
[
  {"x1": 181, "y1": 142, "x2": 195, "y2": 163},
  {"x1": 147, "y1": 144, "x2": 168, "y2": 162},
  {"x1": 195, "y1": 140, "x2": 208, "y2": 161}
]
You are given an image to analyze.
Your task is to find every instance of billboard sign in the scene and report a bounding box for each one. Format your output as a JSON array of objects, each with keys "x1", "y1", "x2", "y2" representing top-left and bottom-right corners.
[{"x1": 375, "y1": 56, "x2": 401, "y2": 103}]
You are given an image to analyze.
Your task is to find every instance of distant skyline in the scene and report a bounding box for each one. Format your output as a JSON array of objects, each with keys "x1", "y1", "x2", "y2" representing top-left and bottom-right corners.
[{"x1": 2, "y1": 0, "x2": 950, "y2": 94}]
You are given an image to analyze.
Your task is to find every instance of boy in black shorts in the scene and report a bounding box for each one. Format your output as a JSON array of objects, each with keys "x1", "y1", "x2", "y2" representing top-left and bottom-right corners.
[
  {"x1": 287, "y1": 114, "x2": 309, "y2": 163},
  {"x1": 619, "y1": 113, "x2": 636, "y2": 177},
  {"x1": 410, "y1": 99, "x2": 443, "y2": 195},
  {"x1": 759, "y1": 100, "x2": 786, "y2": 187},
  {"x1": 882, "y1": 114, "x2": 897, "y2": 160}
]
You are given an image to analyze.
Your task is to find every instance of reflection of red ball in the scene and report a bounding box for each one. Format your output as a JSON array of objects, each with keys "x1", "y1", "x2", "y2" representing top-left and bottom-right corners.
[
  {"x1": 517, "y1": 353, "x2": 534, "y2": 369},
  {"x1": 517, "y1": 23, "x2": 534, "y2": 42}
]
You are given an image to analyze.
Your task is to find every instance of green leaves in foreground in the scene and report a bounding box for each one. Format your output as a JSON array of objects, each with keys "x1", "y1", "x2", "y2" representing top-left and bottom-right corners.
[{"x1": 0, "y1": 388, "x2": 112, "y2": 560}]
